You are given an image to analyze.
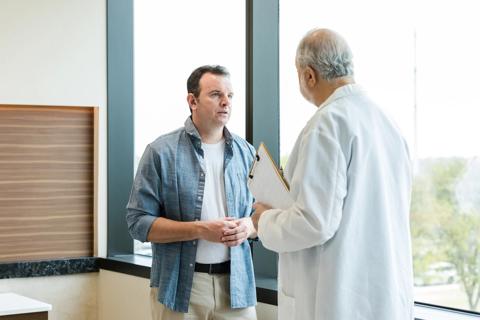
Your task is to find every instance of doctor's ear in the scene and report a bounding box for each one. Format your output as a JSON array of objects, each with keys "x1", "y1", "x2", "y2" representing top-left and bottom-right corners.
[{"x1": 304, "y1": 66, "x2": 317, "y2": 87}]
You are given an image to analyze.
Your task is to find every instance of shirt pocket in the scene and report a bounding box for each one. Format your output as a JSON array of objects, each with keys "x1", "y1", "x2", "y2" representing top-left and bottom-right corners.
[{"x1": 234, "y1": 171, "x2": 252, "y2": 218}]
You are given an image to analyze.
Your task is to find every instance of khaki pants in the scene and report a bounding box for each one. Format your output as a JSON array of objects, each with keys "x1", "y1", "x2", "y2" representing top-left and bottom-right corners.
[{"x1": 150, "y1": 272, "x2": 257, "y2": 320}]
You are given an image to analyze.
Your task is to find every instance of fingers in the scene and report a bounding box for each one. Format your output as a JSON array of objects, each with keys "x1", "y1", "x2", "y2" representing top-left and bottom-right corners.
[
  {"x1": 223, "y1": 224, "x2": 246, "y2": 236},
  {"x1": 201, "y1": 218, "x2": 250, "y2": 245},
  {"x1": 222, "y1": 231, "x2": 248, "y2": 247},
  {"x1": 221, "y1": 220, "x2": 248, "y2": 247},
  {"x1": 222, "y1": 219, "x2": 237, "y2": 229}
]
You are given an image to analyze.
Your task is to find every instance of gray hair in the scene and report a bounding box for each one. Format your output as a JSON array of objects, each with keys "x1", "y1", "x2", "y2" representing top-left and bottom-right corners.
[{"x1": 296, "y1": 28, "x2": 354, "y2": 81}]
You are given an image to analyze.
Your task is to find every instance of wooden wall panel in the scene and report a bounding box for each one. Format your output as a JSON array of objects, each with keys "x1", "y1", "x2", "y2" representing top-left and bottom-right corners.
[{"x1": 0, "y1": 105, "x2": 95, "y2": 262}]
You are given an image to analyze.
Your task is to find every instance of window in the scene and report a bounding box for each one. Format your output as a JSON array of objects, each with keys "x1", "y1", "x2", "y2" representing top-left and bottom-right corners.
[
  {"x1": 280, "y1": 0, "x2": 480, "y2": 313},
  {"x1": 133, "y1": 0, "x2": 246, "y2": 255}
]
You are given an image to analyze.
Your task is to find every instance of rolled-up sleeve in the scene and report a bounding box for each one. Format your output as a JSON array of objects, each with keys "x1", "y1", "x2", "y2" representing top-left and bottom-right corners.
[
  {"x1": 258, "y1": 129, "x2": 347, "y2": 253},
  {"x1": 126, "y1": 145, "x2": 162, "y2": 242}
]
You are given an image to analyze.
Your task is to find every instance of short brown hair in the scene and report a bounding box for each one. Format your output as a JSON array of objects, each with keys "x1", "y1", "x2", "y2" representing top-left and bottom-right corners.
[{"x1": 187, "y1": 65, "x2": 230, "y2": 98}]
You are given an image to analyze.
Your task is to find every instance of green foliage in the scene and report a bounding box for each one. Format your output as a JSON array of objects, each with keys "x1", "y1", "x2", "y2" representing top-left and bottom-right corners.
[{"x1": 411, "y1": 157, "x2": 480, "y2": 310}]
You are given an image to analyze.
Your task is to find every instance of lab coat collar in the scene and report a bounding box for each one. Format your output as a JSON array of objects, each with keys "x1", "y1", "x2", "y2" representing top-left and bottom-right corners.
[{"x1": 318, "y1": 83, "x2": 363, "y2": 110}]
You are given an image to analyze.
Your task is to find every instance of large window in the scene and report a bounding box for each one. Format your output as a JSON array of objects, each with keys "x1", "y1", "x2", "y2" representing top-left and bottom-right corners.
[
  {"x1": 280, "y1": 0, "x2": 480, "y2": 313},
  {"x1": 133, "y1": 0, "x2": 246, "y2": 255}
]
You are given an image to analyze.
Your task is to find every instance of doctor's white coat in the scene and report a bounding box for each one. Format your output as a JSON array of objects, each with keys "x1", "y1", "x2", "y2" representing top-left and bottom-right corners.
[{"x1": 258, "y1": 84, "x2": 414, "y2": 320}]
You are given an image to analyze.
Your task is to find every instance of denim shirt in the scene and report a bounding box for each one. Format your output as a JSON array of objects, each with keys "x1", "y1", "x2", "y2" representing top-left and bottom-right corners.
[{"x1": 126, "y1": 117, "x2": 257, "y2": 313}]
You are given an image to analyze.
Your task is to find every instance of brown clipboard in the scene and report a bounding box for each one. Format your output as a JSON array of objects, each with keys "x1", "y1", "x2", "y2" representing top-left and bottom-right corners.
[{"x1": 247, "y1": 142, "x2": 293, "y2": 209}]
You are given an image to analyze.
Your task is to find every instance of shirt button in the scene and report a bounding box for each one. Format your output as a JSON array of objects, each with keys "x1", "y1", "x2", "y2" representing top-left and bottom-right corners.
[
  {"x1": 200, "y1": 172, "x2": 205, "y2": 177},
  {"x1": 189, "y1": 263, "x2": 193, "y2": 267},
  {"x1": 193, "y1": 241, "x2": 196, "y2": 246},
  {"x1": 198, "y1": 196, "x2": 202, "y2": 200}
]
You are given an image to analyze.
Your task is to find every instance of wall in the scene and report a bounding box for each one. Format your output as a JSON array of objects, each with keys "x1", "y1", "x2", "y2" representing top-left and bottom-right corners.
[
  {"x1": 98, "y1": 270, "x2": 278, "y2": 320},
  {"x1": 0, "y1": 274, "x2": 97, "y2": 320},
  {"x1": 0, "y1": 1, "x2": 279, "y2": 319},
  {"x1": 0, "y1": 0, "x2": 107, "y2": 256},
  {"x1": 0, "y1": 0, "x2": 106, "y2": 319}
]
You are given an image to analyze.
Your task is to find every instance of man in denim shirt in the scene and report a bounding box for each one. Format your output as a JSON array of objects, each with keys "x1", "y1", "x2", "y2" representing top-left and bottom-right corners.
[{"x1": 126, "y1": 65, "x2": 258, "y2": 320}]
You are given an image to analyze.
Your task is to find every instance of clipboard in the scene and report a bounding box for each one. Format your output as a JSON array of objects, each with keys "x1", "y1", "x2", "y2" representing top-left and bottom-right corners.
[{"x1": 247, "y1": 142, "x2": 293, "y2": 209}]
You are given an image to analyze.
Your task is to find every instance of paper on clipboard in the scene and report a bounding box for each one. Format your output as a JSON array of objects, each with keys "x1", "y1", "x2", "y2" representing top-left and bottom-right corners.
[{"x1": 248, "y1": 142, "x2": 293, "y2": 209}]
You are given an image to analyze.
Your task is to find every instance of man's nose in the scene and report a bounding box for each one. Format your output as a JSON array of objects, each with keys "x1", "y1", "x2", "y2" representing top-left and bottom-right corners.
[{"x1": 220, "y1": 95, "x2": 231, "y2": 107}]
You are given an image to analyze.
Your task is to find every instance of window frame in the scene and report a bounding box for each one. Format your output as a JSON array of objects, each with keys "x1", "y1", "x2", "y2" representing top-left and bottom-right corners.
[
  {"x1": 106, "y1": 0, "x2": 279, "y2": 274},
  {"x1": 106, "y1": 0, "x2": 480, "y2": 317}
]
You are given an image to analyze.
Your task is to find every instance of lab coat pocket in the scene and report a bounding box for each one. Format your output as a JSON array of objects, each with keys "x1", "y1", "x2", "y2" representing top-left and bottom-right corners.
[
  {"x1": 278, "y1": 253, "x2": 296, "y2": 320},
  {"x1": 278, "y1": 253, "x2": 295, "y2": 296},
  {"x1": 278, "y1": 286, "x2": 295, "y2": 320}
]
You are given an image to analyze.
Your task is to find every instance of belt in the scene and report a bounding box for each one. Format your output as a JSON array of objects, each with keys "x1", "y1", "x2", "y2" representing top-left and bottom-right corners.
[{"x1": 194, "y1": 261, "x2": 230, "y2": 274}]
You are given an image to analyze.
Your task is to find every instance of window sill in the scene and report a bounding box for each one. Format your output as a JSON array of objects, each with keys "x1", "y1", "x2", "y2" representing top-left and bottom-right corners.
[
  {"x1": 414, "y1": 303, "x2": 480, "y2": 320},
  {"x1": 97, "y1": 255, "x2": 479, "y2": 320},
  {"x1": 0, "y1": 257, "x2": 98, "y2": 279}
]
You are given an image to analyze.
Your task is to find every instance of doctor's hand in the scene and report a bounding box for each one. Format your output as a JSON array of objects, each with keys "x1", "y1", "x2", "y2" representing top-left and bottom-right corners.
[
  {"x1": 221, "y1": 217, "x2": 256, "y2": 247},
  {"x1": 251, "y1": 202, "x2": 272, "y2": 231}
]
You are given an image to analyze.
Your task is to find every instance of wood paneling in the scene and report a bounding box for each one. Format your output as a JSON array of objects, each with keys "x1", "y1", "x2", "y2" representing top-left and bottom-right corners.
[
  {"x1": 1, "y1": 312, "x2": 48, "y2": 320},
  {"x1": 0, "y1": 105, "x2": 96, "y2": 262}
]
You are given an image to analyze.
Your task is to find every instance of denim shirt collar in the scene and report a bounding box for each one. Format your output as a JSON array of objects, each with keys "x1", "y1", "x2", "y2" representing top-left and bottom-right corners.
[{"x1": 184, "y1": 116, "x2": 233, "y2": 153}]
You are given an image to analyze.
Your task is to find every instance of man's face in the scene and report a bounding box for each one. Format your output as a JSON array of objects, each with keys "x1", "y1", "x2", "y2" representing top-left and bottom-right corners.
[{"x1": 190, "y1": 73, "x2": 233, "y2": 129}]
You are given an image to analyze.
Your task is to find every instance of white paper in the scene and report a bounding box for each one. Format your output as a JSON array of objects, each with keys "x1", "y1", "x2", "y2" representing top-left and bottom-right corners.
[{"x1": 247, "y1": 143, "x2": 293, "y2": 209}]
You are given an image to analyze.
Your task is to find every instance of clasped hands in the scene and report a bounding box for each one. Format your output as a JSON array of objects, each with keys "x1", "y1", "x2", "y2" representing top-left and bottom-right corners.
[
  {"x1": 200, "y1": 202, "x2": 273, "y2": 247},
  {"x1": 200, "y1": 217, "x2": 256, "y2": 247},
  {"x1": 221, "y1": 217, "x2": 256, "y2": 247}
]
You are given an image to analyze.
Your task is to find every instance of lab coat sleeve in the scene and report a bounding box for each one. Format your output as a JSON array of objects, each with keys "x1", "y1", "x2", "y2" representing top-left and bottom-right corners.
[{"x1": 258, "y1": 128, "x2": 347, "y2": 253}]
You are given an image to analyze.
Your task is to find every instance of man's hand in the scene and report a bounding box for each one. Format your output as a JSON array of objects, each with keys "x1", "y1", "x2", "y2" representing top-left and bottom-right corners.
[
  {"x1": 251, "y1": 202, "x2": 272, "y2": 231},
  {"x1": 221, "y1": 217, "x2": 256, "y2": 247},
  {"x1": 197, "y1": 217, "x2": 237, "y2": 243}
]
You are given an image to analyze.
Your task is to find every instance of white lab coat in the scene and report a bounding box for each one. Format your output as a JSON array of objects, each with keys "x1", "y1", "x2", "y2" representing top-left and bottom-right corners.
[{"x1": 258, "y1": 84, "x2": 414, "y2": 320}]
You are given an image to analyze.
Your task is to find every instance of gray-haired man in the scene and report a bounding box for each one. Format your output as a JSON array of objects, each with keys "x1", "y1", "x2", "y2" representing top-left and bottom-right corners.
[{"x1": 252, "y1": 29, "x2": 414, "y2": 320}]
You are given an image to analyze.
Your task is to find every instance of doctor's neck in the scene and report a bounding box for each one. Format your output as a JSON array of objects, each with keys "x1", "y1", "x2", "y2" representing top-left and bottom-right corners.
[{"x1": 314, "y1": 76, "x2": 355, "y2": 107}]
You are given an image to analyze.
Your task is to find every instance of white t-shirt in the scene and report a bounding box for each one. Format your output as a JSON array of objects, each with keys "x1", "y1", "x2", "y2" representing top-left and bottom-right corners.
[{"x1": 195, "y1": 139, "x2": 230, "y2": 264}]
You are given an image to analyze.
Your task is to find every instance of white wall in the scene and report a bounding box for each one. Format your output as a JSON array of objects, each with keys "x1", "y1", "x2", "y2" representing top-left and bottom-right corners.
[
  {"x1": 0, "y1": 274, "x2": 98, "y2": 320},
  {"x1": 0, "y1": 0, "x2": 108, "y2": 256},
  {"x1": 98, "y1": 270, "x2": 278, "y2": 320},
  {"x1": 0, "y1": 1, "x2": 106, "y2": 319}
]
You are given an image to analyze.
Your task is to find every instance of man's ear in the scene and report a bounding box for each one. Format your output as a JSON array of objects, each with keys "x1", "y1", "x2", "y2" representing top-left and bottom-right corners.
[
  {"x1": 187, "y1": 93, "x2": 197, "y2": 111},
  {"x1": 305, "y1": 66, "x2": 317, "y2": 88}
]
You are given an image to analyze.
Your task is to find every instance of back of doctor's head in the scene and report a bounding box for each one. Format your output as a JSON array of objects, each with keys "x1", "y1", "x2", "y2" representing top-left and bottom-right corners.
[{"x1": 296, "y1": 28, "x2": 354, "y2": 82}]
